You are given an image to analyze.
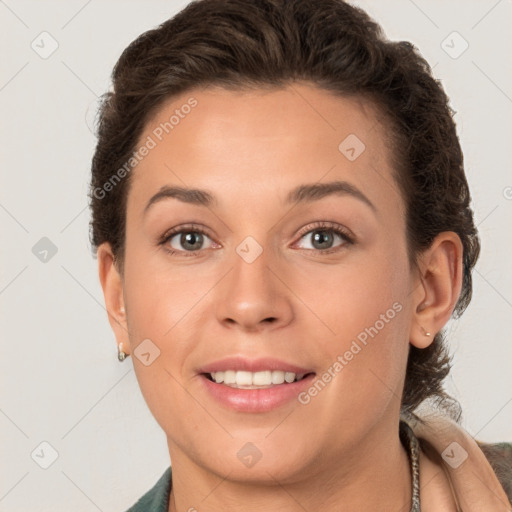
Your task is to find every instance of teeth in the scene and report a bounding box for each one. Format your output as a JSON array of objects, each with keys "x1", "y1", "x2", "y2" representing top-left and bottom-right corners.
[
  {"x1": 236, "y1": 371, "x2": 253, "y2": 386},
  {"x1": 271, "y1": 371, "x2": 285, "y2": 385},
  {"x1": 223, "y1": 370, "x2": 236, "y2": 384},
  {"x1": 284, "y1": 372, "x2": 295, "y2": 383},
  {"x1": 213, "y1": 371, "x2": 225, "y2": 383},
  {"x1": 209, "y1": 370, "x2": 308, "y2": 388},
  {"x1": 253, "y1": 370, "x2": 272, "y2": 385}
]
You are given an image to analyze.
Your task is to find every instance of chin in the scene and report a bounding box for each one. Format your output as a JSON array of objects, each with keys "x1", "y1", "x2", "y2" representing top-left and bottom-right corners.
[{"x1": 179, "y1": 430, "x2": 320, "y2": 485}]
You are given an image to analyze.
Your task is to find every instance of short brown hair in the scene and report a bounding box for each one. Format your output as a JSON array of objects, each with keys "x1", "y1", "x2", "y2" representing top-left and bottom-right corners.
[{"x1": 89, "y1": 0, "x2": 480, "y2": 421}]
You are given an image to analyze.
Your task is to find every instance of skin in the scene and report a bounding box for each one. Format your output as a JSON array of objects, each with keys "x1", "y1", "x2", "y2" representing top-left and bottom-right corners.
[{"x1": 98, "y1": 83, "x2": 467, "y2": 511}]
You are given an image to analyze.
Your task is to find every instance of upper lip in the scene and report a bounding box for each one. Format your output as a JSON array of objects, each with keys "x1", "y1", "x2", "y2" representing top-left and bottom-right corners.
[{"x1": 198, "y1": 356, "x2": 314, "y2": 374}]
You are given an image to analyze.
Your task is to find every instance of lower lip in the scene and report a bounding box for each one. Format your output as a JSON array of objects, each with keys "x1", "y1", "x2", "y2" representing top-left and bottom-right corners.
[{"x1": 200, "y1": 374, "x2": 315, "y2": 413}]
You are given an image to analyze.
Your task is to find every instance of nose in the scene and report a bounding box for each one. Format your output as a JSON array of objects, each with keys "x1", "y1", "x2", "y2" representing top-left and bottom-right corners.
[{"x1": 215, "y1": 244, "x2": 294, "y2": 333}]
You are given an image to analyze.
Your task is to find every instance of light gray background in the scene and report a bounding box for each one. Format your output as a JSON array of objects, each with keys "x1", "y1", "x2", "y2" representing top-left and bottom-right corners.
[{"x1": 1, "y1": 0, "x2": 511, "y2": 510}]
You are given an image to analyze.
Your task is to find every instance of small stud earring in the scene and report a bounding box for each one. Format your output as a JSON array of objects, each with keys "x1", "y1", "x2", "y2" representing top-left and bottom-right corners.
[
  {"x1": 118, "y1": 342, "x2": 127, "y2": 362},
  {"x1": 420, "y1": 325, "x2": 431, "y2": 337}
]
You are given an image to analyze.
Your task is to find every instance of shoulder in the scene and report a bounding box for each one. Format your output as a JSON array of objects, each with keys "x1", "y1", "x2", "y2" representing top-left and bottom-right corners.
[
  {"x1": 477, "y1": 441, "x2": 512, "y2": 504},
  {"x1": 124, "y1": 466, "x2": 172, "y2": 512}
]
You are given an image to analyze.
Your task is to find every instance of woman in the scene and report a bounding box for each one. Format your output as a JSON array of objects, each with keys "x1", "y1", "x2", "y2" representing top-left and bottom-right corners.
[{"x1": 89, "y1": 0, "x2": 512, "y2": 510}]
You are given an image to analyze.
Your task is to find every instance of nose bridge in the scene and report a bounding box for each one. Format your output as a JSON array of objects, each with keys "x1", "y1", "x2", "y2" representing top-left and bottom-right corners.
[{"x1": 215, "y1": 236, "x2": 293, "y2": 330}]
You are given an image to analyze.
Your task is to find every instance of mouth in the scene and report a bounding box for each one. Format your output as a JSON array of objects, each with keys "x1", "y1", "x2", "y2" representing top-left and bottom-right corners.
[
  {"x1": 197, "y1": 357, "x2": 316, "y2": 412},
  {"x1": 203, "y1": 370, "x2": 314, "y2": 389}
]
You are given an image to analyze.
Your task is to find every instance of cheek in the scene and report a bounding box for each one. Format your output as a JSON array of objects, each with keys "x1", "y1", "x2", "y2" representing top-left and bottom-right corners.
[
  {"x1": 296, "y1": 243, "x2": 410, "y2": 348},
  {"x1": 121, "y1": 246, "x2": 222, "y2": 428},
  {"x1": 123, "y1": 242, "x2": 215, "y2": 342},
  {"x1": 294, "y1": 246, "x2": 411, "y2": 411}
]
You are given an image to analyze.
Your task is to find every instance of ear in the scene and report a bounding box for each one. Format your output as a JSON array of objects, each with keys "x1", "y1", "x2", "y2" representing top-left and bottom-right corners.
[
  {"x1": 97, "y1": 242, "x2": 130, "y2": 355},
  {"x1": 410, "y1": 232, "x2": 463, "y2": 349}
]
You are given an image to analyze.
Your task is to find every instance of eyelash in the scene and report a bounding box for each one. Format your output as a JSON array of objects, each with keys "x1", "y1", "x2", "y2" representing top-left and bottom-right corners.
[{"x1": 159, "y1": 221, "x2": 355, "y2": 257}]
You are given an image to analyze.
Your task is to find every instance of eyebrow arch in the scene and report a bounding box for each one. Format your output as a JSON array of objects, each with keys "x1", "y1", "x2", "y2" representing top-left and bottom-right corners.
[
  {"x1": 144, "y1": 185, "x2": 216, "y2": 215},
  {"x1": 286, "y1": 180, "x2": 376, "y2": 212},
  {"x1": 143, "y1": 180, "x2": 376, "y2": 215}
]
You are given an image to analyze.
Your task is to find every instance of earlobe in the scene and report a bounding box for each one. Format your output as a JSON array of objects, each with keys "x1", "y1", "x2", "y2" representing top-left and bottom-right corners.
[
  {"x1": 410, "y1": 318, "x2": 434, "y2": 349},
  {"x1": 96, "y1": 243, "x2": 130, "y2": 354},
  {"x1": 410, "y1": 232, "x2": 463, "y2": 349}
]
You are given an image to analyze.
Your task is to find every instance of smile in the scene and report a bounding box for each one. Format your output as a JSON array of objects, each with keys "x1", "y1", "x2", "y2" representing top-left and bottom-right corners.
[{"x1": 206, "y1": 370, "x2": 311, "y2": 388}]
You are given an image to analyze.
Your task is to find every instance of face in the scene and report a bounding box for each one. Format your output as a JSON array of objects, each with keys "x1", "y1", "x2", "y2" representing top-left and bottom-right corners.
[{"x1": 112, "y1": 83, "x2": 420, "y2": 482}]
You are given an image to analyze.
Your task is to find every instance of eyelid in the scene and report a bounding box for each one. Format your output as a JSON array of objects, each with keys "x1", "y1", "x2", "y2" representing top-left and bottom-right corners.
[
  {"x1": 159, "y1": 223, "x2": 218, "y2": 255},
  {"x1": 294, "y1": 221, "x2": 355, "y2": 244},
  {"x1": 159, "y1": 221, "x2": 355, "y2": 256},
  {"x1": 158, "y1": 223, "x2": 213, "y2": 244}
]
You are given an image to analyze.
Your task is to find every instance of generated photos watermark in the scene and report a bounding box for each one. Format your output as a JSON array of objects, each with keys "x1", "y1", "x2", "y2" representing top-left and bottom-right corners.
[
  {"x1": 93, "y1": 97, "x2": 198, "y2": 200},
  {"x1": 298, "y1": 301, "x2": 403, "y2": 405}
]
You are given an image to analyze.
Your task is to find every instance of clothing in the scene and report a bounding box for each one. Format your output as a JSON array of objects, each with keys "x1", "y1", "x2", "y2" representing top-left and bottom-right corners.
[
  {"x1": 125, "y1": 465, "x2": 172, "y2": 512},
  {"x1": 400, "y1": 420, "x2": 421, "y2": 511},
  {"x1": 125, "y1": 420, "x2": 512, "y2": 512}
]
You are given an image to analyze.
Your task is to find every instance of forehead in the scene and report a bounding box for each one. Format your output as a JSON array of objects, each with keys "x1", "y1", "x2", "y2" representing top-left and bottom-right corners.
[{"x1": 127, "y1": 83, "x2": 402, "y2": 215}]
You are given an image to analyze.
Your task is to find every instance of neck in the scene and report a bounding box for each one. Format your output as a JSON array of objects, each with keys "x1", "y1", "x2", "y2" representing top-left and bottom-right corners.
[{"x1": 167, "y1": 419, "x2": 412, "y2": 512}]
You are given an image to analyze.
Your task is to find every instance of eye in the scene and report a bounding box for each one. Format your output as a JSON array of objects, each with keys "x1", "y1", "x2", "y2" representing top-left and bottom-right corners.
[
  {"x1": 159, "y1": 222, "x2": 353, "y2": 256},
  {"x1": 295, "y1": 222, "x2": 354, "y2": 253},
  {"x1": 160, "y1": 225, "x2": 218, "y2": 255}
]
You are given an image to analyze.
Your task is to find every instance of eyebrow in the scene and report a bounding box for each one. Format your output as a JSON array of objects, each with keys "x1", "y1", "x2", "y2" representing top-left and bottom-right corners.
[
  {"x1": 143, "y1": 186, "x2": 217, "y2": 215},
  {"x1": 286, "y1": 180, "x2": 376, "y2": 212},
  {"x1": 143, "y1": 180, "x2": 376, "y2": 215}
]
